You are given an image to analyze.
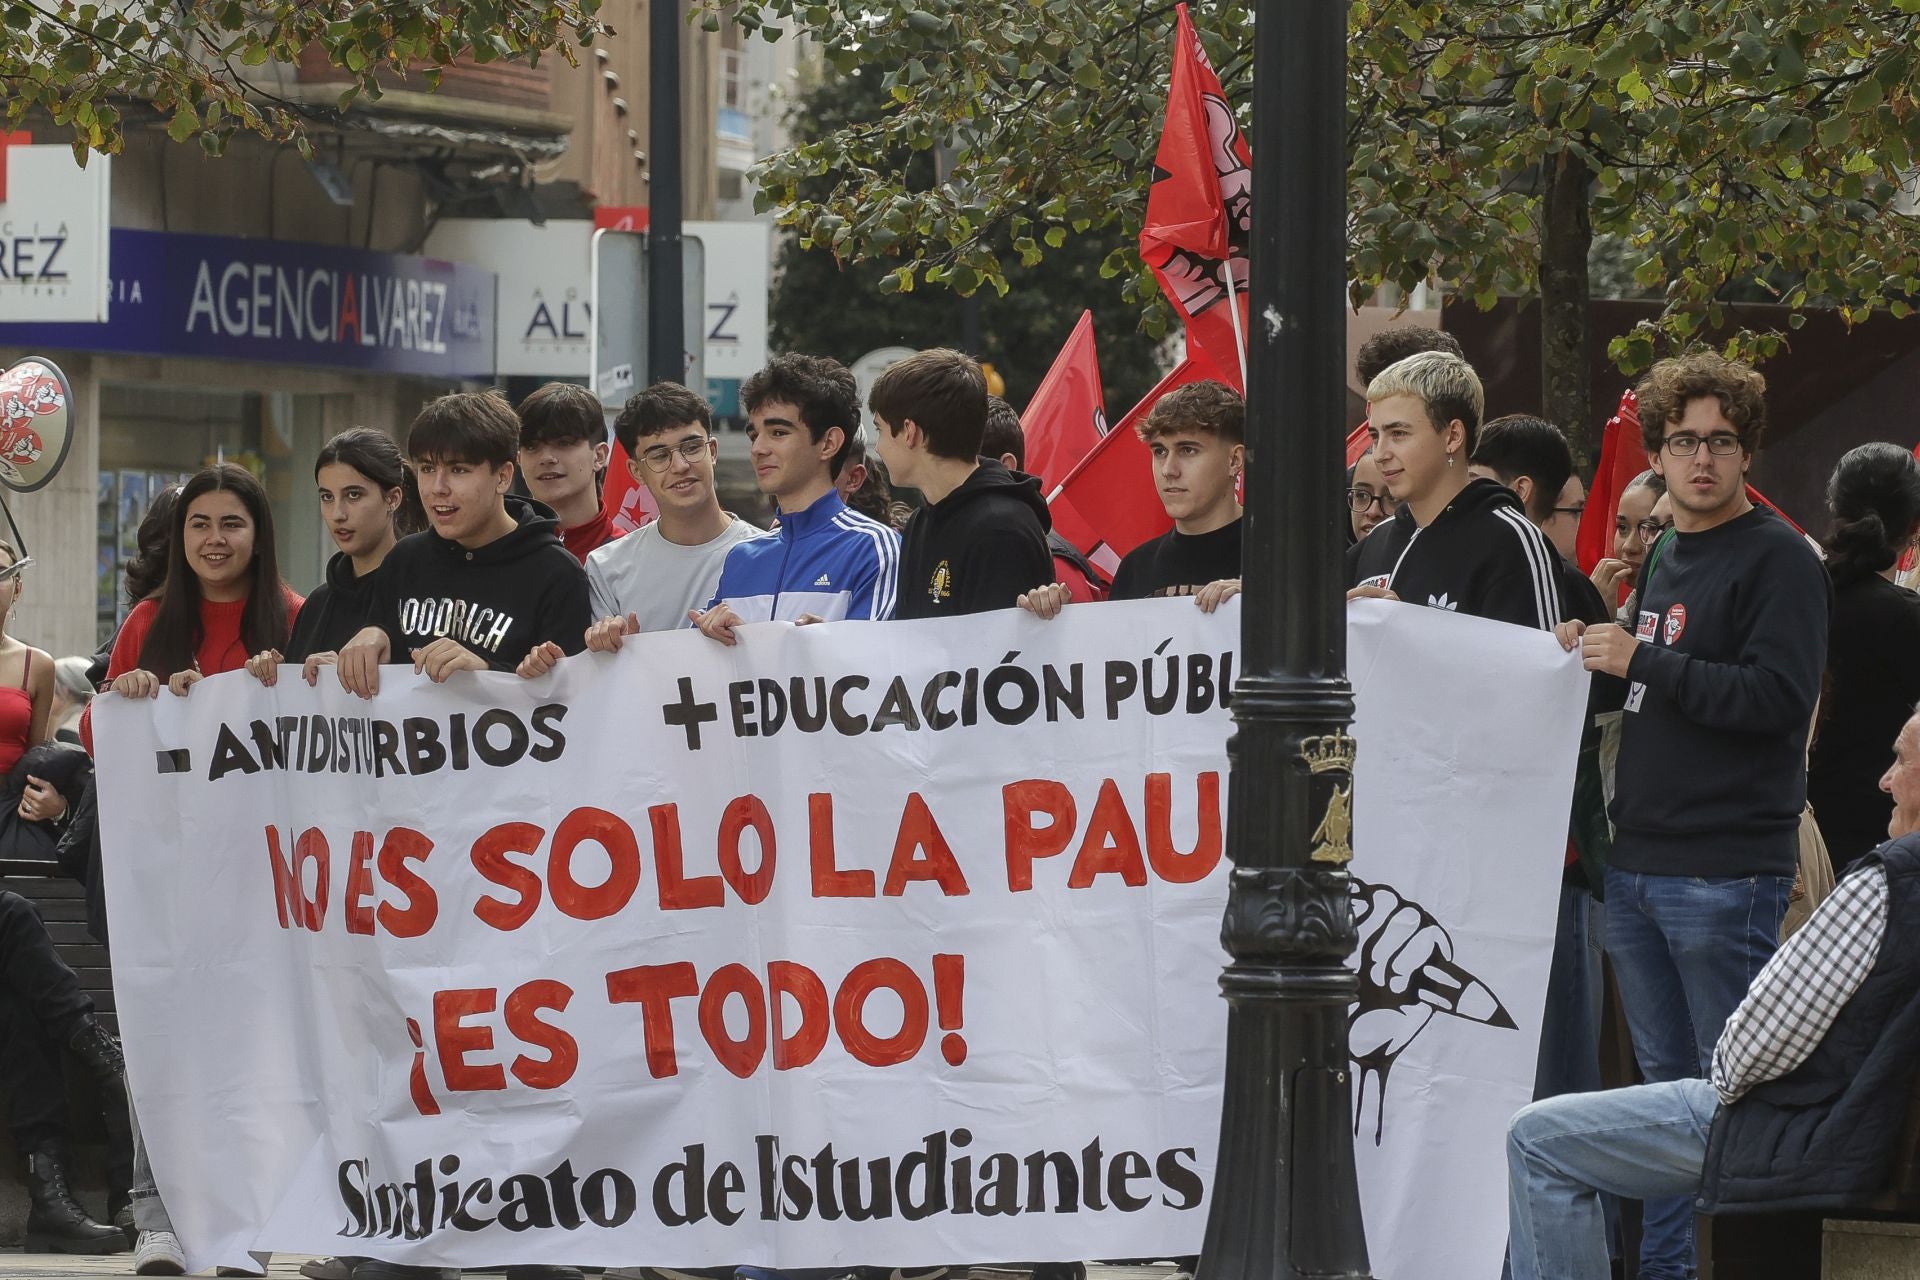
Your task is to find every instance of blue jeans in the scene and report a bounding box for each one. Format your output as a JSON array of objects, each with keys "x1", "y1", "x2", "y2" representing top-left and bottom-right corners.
[
  {"x1": 1603, "y1": 868, "x2": 1790, "y2": 1280},
  {"x1": 1508, "y1": 1078, "x2": 1720, "y2": 1280},
  {"x1": 1536, "y1": 884, "x2": 1606, "y2": 1101}
]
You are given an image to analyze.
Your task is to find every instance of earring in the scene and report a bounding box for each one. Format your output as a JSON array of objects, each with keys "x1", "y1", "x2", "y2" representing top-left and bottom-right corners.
[{"x1": 1447, "y1": 454, "x2": 1455, "y2": 468}]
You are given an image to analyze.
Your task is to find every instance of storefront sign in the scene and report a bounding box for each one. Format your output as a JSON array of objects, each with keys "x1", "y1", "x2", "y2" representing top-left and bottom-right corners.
[
  {"x1": 0, "y1": 228, "x2": 495, "y2": 378},
  {"x1": 425, "y1": 218, "x2": 767, "y2": 385},
  {"x1": 686, "y1": 220, "x2": 770, "y2": 382},
  {"x1": 425, "y1": 220, "x2": 593, "y2": 378},
  {"x1": 0, "y1": 146, "x2": 110, "y2": 324}
]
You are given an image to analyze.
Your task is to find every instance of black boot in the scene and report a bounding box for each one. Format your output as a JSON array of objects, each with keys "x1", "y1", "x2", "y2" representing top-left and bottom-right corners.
[
  {"x1": 66, "y1": 1015, "x2": 126, "y2": 1085},
  {"x1": 24, "y1": 1141, "x2": 129, "y2": 1254}
]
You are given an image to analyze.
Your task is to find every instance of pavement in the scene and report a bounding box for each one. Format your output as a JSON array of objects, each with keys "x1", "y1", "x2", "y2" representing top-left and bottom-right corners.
[
  {"x1": 0, "y1": 1263, "x2": 1186, "y2": 1280},
  {"x1": 0, "y1": 1257, "x2": 313, "y2": 1278}
]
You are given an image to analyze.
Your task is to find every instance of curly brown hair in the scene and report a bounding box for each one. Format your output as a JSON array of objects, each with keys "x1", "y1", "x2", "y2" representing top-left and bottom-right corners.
[
  {"x1": 1138, "y1": 379, "x2": 1244, "y2": 444},
  {"x1": 1636, "y1": 353, "x2": 1768, "y2": 454}
]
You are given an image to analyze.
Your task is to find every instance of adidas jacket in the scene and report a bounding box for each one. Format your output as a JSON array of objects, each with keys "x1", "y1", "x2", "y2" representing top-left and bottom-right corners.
[
  {"x1": 708, "y1": 488, "x2": 900, "y2": 623},
  {"x1": 1345, "y1": 476, "x2": 1561, "y2": 630}
]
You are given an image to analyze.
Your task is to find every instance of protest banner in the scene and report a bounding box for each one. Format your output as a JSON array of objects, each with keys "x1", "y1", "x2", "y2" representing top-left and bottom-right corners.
[{"x1": 95, "y1": 599, "x2": 1583, "y2": 1276}]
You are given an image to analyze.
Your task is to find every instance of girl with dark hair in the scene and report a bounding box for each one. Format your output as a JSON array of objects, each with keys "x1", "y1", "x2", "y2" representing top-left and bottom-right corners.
[
  {"x1": 1808, "y1": 442, "x2": 1920, "y2": 873},
  {"x1": 102, "y1": 464, "x2": 301, "y2": 703},
  {"x1": 91, "y1": 464, "x2": 302, "y2": 1271},
  {"x1": 82, "y1": 485, "x2": 185, "y2": 688},
  {"x1": 248, "y1": 428, "x2": 420, "y2": 684}
]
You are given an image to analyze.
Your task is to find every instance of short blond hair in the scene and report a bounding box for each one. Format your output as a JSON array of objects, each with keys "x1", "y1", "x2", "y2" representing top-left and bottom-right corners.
[{"x1": 1366, "y1": 351, "x2": 1485, "y2": 452}]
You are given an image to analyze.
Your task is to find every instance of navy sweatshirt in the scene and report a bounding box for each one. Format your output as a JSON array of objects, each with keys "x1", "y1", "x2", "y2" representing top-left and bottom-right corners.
[
  {"x1": 895, "y1": 460, "x2": 1053, "y2": 619},
  {"x1": 1609, "y1": 506, "x2": 1831, "y2": 878}
]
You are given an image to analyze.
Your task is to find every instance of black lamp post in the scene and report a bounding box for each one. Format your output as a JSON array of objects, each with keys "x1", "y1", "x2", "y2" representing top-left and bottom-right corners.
[
  {"x1": 646, "y1": 0, "x2": 685, "y2": 386},
  {"x1": 1196, "y1": 2, "x2": 1372, "y2": 1278}
]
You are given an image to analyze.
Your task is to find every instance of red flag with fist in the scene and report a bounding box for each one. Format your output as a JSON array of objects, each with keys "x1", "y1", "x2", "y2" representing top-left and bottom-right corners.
[{"x1": 1140, "y1": 4, "x2": 1251, "y2": 390}]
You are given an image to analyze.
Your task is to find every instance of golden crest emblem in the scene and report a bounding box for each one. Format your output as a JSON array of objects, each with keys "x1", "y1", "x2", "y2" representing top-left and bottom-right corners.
[{"x1": 1301, "y1": 731, "x2": 1357, "y2": 865}]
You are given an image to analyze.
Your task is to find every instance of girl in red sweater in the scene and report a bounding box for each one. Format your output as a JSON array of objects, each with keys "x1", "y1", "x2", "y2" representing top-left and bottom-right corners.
[
  {"x1": 105, "y1": 464, "x2": 302, "y2": 700},
  {"x1": 98, "y1": 464, "x2": 302, "y2": 1273}
]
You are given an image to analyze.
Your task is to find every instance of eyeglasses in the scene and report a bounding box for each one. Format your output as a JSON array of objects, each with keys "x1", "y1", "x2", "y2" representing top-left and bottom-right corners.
[
  {"x1": 638, "y1": 437, "x2": 711, "y2": 472},
  {"x1": 1637, "y1": 519, "x2": 1673, "y2": 545},
  {"x1": 0, "y1": 557, "x2": 31, "y2": 583},
  {"x1": 1662, "y1": 432, "x2": 1743, "y2": 457},
  {"x1": 1345, "y1": 487, "x2": 1392, "y2": 515}
]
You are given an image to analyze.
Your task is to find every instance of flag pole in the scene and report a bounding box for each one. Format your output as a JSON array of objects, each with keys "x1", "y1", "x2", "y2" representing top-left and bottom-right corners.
[{"x1": 1222, "y1": 261, "x2": 1250, "y2": 390}]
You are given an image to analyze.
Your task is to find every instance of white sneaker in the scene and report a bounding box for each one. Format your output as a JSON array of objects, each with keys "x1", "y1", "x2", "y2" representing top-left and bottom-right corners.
[{"x1": 134, "y1": 1230, "x2": 187, "y2": 1276}]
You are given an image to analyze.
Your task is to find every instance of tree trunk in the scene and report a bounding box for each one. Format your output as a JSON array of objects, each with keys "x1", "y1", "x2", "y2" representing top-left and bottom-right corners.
[{"x1": 1540, "y1": 151, "x2": 1595, "y2": 468}]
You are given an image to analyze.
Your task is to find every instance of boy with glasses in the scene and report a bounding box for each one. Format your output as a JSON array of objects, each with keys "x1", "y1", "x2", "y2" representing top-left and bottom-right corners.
[
  {"x1": 1553, "y1": 353, "x2": 1830, "y2": 1280},
  {"x1": 517, "y1": 383, "x2": 770, "y2": 674}
]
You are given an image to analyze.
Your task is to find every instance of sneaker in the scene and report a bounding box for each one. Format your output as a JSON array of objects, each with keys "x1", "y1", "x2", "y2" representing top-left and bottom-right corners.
[
  {"x1": 350, "y1": 1264, "x2": 459, "y2": 1280},
  {"x1": 505, "y1": 1268, "x2": 586, "y2": 1280},
  {"x1": 609, "y1": 1271, "x2": 729, "y2": 1280},
  {"x1": 134, "y1": 1230, "x2": 187, "y2": 1276},
  {"x1": 302, "y1": 1258, "x2": 363, "y2": 1280}
]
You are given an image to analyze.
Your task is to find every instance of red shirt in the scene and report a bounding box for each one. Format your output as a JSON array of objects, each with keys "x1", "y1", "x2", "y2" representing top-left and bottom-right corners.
[
  {"x1": 562, "y1": 508, "x2": 624, "y2": 564},
  {"x1": 84, "y1": 587, "x2": 304, "y2": 753}
]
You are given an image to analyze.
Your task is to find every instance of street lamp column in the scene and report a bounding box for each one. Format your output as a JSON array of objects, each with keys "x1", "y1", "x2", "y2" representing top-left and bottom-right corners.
[{"x1": 1196, "y1": 2, "x2": 1371, "y2": 1278}]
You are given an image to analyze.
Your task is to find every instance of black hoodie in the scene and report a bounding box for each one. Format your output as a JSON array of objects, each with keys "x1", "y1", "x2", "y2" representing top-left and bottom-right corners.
[
  {"x1": 1345, "y1": 476, "x2": 1562, "y2": 630},
  {"x1": 369, "y1": 495, "x2": 592, "y2": 669},
  {"x1": 286, "y1": 551, "x2": 386, "y2": 663},
  {"x1": 895, "y1": 459, "x2": 1054, "y2": 620}
]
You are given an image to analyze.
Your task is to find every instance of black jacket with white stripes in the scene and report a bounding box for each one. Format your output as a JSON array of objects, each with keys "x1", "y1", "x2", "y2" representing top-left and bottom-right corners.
[{"x1": 1345, "y1": 476, "x2": 1562, "y2": 631}]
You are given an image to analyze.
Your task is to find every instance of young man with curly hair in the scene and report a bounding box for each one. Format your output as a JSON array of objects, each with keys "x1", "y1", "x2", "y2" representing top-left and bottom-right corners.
[{"x1": 1553, "y1": 352, "x2": 1831, "y2": 1280}]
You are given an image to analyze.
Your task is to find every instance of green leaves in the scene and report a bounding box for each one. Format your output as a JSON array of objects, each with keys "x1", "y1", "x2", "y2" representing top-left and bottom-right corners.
[
  {"x1": 23, "y1": 0, "x2": 607, "y2": 157},
  {"x1": 696, "y1": 0, "x2": 1920, "y2": 385}
]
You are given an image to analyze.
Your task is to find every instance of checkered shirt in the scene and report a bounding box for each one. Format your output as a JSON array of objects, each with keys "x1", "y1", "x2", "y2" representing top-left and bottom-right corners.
[{"x1": 1710, "y1": 862, "x2": 1890, "y2": 1105}]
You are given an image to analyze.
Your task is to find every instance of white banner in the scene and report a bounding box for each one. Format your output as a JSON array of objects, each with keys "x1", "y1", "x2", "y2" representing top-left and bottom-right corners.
[
  {"x1": 0, "y1": 147, "x2": 110, "y2": 323},
  {"x1": 95, "y1": 600, "x2": 1582, "y2": 1276}
]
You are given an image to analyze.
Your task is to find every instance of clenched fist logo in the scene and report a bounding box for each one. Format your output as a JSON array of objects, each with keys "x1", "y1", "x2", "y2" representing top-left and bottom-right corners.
[{"x1": 1348, "y1": 878, "x2": 1516, "y2": 1143}]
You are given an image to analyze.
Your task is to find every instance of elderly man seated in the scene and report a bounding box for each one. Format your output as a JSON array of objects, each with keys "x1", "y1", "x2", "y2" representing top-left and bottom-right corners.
[{"x1": 1505, "y1": 705, "x2": 1920, "y2": 1280}]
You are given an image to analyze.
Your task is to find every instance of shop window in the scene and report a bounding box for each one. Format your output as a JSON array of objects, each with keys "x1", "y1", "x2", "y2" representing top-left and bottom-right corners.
[{"x1": 96, "y1": 385, "x2": 325, "y2": 644}]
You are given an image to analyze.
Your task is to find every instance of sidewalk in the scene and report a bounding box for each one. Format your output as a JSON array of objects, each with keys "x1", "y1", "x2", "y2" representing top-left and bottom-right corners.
[
  {"x1": 0, "y1": 1260, "x2": 1184, "y2": 1280},
  {"x1": 0, "y1": 1257, "x2": 313, "y2": 1278}
]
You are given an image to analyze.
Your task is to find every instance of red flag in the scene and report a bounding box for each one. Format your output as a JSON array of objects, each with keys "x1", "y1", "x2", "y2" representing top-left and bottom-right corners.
[
  {"x1": 1140, "y1": 4, "x2": 1251, "y2": 391},
  {"x1": 599, "y1": 441, "x2": 660, "y2": 535},
  {"x1": 1048, "y1": 356, "x2": 1222, "y2": 574},
  {"x1": 1576, "y1": 389, "x2": 1651, "y2": 574},
  {"x1": 1346, "y1": 423, "x2": 1373, "y2": 468},
  {"x1": 1745, "y1": 484, "x2": 1805, "y2": 536},
  {"x1": 1021, "y1": 311, "x2": 1108, "y2": 491}
]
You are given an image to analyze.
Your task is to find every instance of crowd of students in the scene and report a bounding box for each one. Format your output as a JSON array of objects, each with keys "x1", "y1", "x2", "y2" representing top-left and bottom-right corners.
[{"x1": 2, "y1": 329, "x2": 1916, "y2": 1280}]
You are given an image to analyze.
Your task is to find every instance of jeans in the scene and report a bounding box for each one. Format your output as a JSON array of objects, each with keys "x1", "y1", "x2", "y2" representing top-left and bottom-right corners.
[
  {"x1": 1508, "y1": 1077, "x2": 1720, "y2": 1280},
  {"x1": 130, "y1": 1098, "x2": 174, "y2": 1234},
  {"x1": 1536, "y1": 884, "x2": 1606, "y2": 1101},
  {"x1": 1603, "y1": 868, "x2": 1790, "y2": 1280}
]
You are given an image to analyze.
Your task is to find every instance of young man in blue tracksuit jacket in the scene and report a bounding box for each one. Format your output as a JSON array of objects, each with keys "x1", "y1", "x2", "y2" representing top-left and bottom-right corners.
[{"x1": 693, "y1": 353, "x2": 900, "y2": 643}]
